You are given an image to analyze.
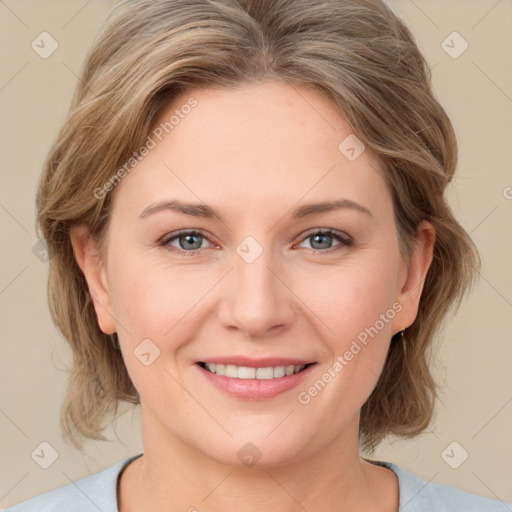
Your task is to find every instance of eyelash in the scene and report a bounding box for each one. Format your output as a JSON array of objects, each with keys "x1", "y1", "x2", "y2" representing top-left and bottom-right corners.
[{"x1": 159, "y1": 228, "x2": 353, "y2": 256}]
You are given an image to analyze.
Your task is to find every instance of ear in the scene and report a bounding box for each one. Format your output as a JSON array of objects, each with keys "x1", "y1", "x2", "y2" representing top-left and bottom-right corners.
[
  {"x1": 70, "y1": 224, "x2": 117, "y2": 335},
  {"x1": 393, "y1": 220, "x2": 435, "y2": 333}
]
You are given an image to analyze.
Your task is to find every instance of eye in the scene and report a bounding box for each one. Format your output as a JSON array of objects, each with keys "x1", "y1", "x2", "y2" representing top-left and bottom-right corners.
[
  {"x1": 160, "y1": 228, "x2": 353, "y2": 256},
  {"x1": 160, "y1": 230, "x2": 216, "y2": 255},
  {"x1": 296, "y1": 229, "x2": 353, "y2": 254}
]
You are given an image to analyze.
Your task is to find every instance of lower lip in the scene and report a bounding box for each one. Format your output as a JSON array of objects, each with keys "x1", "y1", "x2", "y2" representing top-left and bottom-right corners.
[{"x1": 194, "y1": 363, "x2": 316, "y2": 400}]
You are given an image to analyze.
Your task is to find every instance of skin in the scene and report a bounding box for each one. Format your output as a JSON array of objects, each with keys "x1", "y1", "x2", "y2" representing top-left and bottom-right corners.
[{"x1": 71, "y1": 79, "x2": 435, "y2": 512}]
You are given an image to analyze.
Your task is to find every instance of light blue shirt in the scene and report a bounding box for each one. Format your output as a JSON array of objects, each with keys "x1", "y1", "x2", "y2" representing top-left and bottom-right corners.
[{"x1": 4, "y1": 454, "x2": 511, "y2": 511}]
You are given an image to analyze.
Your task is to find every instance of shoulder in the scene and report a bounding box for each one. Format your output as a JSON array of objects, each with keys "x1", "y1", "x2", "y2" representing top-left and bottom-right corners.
[
  {"x1": 4, "y1": 455, "x2": 142, "y2": 512},
  {"x1": 367, "y1": 458, "x2": 511, "y2": 512}
]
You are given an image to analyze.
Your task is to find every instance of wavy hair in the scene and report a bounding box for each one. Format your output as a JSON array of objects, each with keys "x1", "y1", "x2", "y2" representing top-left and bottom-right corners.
[{"x1": 36, "y1": 0, "x2": 480, "y2": 452}]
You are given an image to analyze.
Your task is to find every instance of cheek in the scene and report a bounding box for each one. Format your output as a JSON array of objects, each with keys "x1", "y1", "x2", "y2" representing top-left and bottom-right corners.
[
  {"x1": 108, "y1": 236, "x2": 400, "y2": 352},
  {"x1": 296, "y1": 252, "x2": 400, "y2": 341},
  {"x1": 107, "y1": 250, "x2": 216, "y2": 344},
  {"x1": 341, "y1": 269, "x2": 396, "y2": 339},
  {"x1": 292, "y1": 265, "x2": 399, "y2": 414},
  {"x1": 106, "y1": 255, "x2": 193, "y2": 395}
]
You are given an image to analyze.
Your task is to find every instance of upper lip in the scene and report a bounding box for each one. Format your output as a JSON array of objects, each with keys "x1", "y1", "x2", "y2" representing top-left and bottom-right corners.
[{"x1": 196, "y1": 356, "x2": 316, "y2": 368}]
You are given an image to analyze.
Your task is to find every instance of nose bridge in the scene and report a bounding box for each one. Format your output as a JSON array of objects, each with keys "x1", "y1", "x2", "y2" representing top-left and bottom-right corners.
[
  {"x1": 236, "y1": 244, "x2": 277, "y2": 300},
  {"x1": 218, "y1": 236, "x2": 293, "y2": 337}
]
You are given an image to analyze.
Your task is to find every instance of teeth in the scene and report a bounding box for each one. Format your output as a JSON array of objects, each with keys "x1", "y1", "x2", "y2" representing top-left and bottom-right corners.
[
  {"x1": 202, "y1": 363, "x2": 307, "y2": 379},
  {"x1": 238, "y1": 366, "x2": 256, "y2": 379},
  {"x1": 274, "y1": 366, "x2": 285, "y2": 378}
]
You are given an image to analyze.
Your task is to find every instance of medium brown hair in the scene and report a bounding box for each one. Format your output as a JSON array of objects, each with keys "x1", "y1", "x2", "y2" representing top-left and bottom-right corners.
[{"x1": 36, "y1": 0, "x2": 480, "y2": 453}]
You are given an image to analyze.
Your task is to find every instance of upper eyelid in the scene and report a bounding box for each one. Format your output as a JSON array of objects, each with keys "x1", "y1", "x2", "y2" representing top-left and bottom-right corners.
[{"x1": 160, "y1": 228, "x2": 215, "y2": 245}]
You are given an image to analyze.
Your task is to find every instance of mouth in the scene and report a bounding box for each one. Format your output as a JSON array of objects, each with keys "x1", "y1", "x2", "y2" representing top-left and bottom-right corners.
[
  {"x1": 196, "y1": 361, "x2": 316, "y2": 380},
  {"x1": 193, "y1": 358, "x2": 317, "y2": 399}
]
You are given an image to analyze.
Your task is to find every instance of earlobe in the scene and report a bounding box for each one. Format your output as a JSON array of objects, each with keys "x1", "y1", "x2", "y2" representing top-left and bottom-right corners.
[
  {"x1": 70, "y1": 224, "x2": 117, "y2": 335},
  {"x1": 394, "y1": 220, "x2": 435, "y2": 332}
]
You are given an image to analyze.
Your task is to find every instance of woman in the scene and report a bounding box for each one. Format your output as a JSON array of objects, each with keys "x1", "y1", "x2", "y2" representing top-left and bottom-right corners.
[{"x1": 6, "y1": 0, "x2": 510, "y2": 510}]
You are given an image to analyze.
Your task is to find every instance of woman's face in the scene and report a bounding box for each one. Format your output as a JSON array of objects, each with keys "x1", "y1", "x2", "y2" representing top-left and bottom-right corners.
[{"x1": 75, "y1": 80, "x2": 433, "y2": 466}]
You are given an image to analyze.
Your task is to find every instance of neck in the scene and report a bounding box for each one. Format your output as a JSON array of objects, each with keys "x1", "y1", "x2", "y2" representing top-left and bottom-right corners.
[{"x1": 118, "y1": 408, "x2": 398, "y2": 512}]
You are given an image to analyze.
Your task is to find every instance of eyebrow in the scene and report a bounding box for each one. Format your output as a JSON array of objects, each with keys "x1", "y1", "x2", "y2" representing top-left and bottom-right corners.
[{"x1": 138, "y1": 198, "x2": 373, "y2": 221}]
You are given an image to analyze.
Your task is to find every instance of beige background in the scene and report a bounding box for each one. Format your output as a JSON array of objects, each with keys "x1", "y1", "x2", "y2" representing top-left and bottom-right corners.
[{"x1": 1, "y1": 0, "x2": 511, "y2": 508}]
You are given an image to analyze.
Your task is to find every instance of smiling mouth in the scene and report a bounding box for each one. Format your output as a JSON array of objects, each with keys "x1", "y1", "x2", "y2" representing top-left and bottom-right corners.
[{"x1": 196, "y1": 362, "x2": 316, "y2": 380}]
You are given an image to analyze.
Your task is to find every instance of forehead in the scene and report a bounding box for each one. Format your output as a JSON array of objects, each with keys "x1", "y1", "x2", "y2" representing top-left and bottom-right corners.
[{"x1": 112, "y1": 80, "x2": 392, "y2": 221}]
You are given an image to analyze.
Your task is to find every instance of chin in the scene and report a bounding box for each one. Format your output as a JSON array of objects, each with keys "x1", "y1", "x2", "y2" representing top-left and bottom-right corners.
[{"x1": 192, "y1": 428, "x2": 314, "y2": 469}]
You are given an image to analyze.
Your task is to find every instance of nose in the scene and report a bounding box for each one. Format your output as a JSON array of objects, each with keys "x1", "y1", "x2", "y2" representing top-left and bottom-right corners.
[{"x1": 217, "y1": 248, "x2": 295, "y2": 339}]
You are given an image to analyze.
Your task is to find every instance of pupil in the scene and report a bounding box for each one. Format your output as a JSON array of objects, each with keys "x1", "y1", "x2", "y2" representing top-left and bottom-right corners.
[
  {"x1": 312, "y1": 233, "x2": 331, "y2": 250},
  {"x1": 182, "y1": 234, "x2": 201, "y2": 250}
]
